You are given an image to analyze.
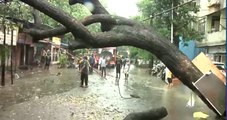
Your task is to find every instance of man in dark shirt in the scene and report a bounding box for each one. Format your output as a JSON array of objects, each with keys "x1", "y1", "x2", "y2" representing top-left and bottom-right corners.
[
  {"x1": 44, "y1": 50, "x2": 51, "y2": 70},
  {"x1": 80, "y1": 56, "x2": 90, "y2": 88},
  {"x1": 89, "y1": 54, "x2": 95, "y2": 74},
  {"x1": 116, "y1": 56, "x2": 122, "y2": 79}
]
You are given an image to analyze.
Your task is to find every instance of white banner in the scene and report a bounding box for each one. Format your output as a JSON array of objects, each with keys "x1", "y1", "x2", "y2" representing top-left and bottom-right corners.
[{"x1": 0, "y1": 26, "x2": 19, "y2": 46}]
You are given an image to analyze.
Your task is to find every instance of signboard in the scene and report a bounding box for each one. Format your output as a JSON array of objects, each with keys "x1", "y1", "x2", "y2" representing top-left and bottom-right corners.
[
  {"x1": 192, "y1": 52, "x2": 226, "y2": 84},
  {"x1": 0, "y1": 26, "x2": 19, "y2": 46},
  {"x1": 17, "y1": 33, "x2": 33, "y2": 44},
  {"x1": 193, "y1": 72, "x2": 226, "y2": 116},
  {"x1": 52, "y1": 37, "x2": 61, "y2": 45},
  {"x1": 52, "y1": 37, "x2": 61, "y2": 48}
]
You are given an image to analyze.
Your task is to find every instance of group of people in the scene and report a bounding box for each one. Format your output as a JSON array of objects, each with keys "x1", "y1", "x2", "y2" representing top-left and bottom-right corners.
[
  {"x1": 116, "y1": 56, "x2": 131, "y2": 80},
  {"x1": 78, "y1": 55, "x2": 131, "y2": 88}
]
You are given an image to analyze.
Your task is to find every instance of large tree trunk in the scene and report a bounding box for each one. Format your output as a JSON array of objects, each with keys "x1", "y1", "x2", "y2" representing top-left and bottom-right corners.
[{"x1": 18, "y1": 0, "x2": 223, "y2": 115}]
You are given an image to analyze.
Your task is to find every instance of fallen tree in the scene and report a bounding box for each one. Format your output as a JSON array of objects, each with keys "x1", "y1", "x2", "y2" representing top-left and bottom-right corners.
[
  {"x1": 123, "y1": 107, "x2": 168, "y2": 120},
  {"x1": 17, "y1": 0, "x2": 223, "y2": 116}
]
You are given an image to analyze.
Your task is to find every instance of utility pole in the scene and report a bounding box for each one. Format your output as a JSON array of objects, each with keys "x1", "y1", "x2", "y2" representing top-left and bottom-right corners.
[
  {"x1": 10, "y1": 28, "x2": 13, "y2": 84},
  {"x1": 1, "y1": 23, "x2": 6, "y2": 86},
  {"x1": 170, "y1": 0, "x2": 174, "y2": 44}
]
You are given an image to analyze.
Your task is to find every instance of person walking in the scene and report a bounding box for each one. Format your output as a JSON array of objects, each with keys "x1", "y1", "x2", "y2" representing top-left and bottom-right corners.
[
  {"x1": 78, "y1": 57, "x2": 83, "y2": 70},
  {"x1": 41, "y1": 49, "x2": 47, "y2": 67},
  {"x1": 44, "y1": 50, "x2": 51, "y2": 70},
  {"x1": 80, "y1": 56, "x2": 91, "y2": 88},
  {"x1": 116, "y1": 56, "x2": 122, "y2": 79},
  {"x1": 100, "y1": 56, "x2": 107, "y2": 78},
  {"x1": 124, "y1": 58, "x2": 130, "y2": 80},
  {"x1": 98, "y1": 57, "x2": 103, "y2": 71},
  {"x1": 89, "y1": 54, "x2": 95, "y2": 74},
  {"x1": 122, "y1": 57, "x2": 126, "y2": 69}
]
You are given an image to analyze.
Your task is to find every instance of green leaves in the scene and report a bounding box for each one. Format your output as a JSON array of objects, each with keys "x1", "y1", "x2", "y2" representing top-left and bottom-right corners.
[
  {"x1": 137, "y1": 0, "x2": 202, "y2": 42},
  {"x1": 59, "y1": 52, "x2": 68, "y2": 68},
  {"x1": 0, "y1": 0, "x2": 33, "y2": 22},
  {"x1": 129, "y1": 46, "x2": 153, "y2": 60},
  {"x1": 0, "y1": 45, "x2": 10, "y2": 59}
]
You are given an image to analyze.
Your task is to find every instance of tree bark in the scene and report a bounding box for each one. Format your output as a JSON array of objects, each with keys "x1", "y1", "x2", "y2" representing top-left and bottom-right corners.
[
  {"x1": 123, "y1": 107, "x2": 168, "y2": 120},
  {"x1": 32, "y1": 8, "x2": 42, "y2": 25},
  {"x1": 19, "y1": 0, "x2": 222, "y2": 115}
]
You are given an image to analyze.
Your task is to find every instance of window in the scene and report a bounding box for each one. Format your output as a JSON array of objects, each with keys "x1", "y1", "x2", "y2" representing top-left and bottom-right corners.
[
  {"x1": 7, "y1": 27, "x2": 10, "y2": 34},
  {"x1": 211, "y1": 15, "x2": 220, "y2": 32},
  {"x1": 198, "y1": 18, "x2": 205, "y2": 35}
]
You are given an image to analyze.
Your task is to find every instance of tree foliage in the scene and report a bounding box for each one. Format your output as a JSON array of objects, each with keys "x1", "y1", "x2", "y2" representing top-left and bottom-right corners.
[
  {"x1": 129, "y1": 46, "x2": 154, "y2": 60},
  {"x1": 59, "y1": 52, "x2": 68, "y2": 68},
  {"x1": 0, "y1": 0, "x2": 33, "y2": 23},
  {"x1": 137, "y1": 0, "x2": 203, "y2": 42}
]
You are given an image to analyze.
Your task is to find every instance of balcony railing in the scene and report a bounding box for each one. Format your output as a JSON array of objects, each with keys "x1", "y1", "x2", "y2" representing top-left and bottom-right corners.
[
  {"x1": 206, "y1": 30, "x2": 226, "y2": 43},
  {"x1": 197, "y1": 30, "x2": 226, "y2": 47}
]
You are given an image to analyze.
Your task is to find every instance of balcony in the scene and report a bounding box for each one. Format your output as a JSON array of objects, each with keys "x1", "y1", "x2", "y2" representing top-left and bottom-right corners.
[
  {"x1": 207, "y1": 30, "x2": 226, "y2": 42},
  {"x1": 197, "y1": 30, "x2": 226, "y2": 47},
  {"x1": 208, "y1": 0, "x2": 220, "y2": 7}
]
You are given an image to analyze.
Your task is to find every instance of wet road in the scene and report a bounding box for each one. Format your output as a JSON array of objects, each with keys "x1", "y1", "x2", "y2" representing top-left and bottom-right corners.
[{"x1": 0, "y1": 65, "x2": 218, "y2": 120}]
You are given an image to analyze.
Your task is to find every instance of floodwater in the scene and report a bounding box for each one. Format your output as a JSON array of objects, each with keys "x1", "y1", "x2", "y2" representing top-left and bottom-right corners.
[{"x1": 0, "y1": 65, "x2": 222, "y2": 120}]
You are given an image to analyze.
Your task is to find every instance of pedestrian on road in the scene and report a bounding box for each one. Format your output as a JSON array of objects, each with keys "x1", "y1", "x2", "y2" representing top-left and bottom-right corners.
[
  {"x1": 44, "y1": 50, "x2": 51, "y2": 70},
  {"x1": 89, "y1": 54, "x2": 95, "y2": 74},
  {"x1": 123, "y1": 58, "x2": 130, "y2": 80},
  {"x1": 122, "y1": 57, "x2": 126, "y2": 69},
  {"x1": 80, "y1": 56, "x2": 91, "y2": 88},
  {"x1": 116, "y1": 56, "x2": 122, "y2": 79},
  {"x1": 41, "y1": 49, "x2": 47, "y2": 66},
  {"x1": 100, "y1": 56, "x2": 107, "y2": 78},
  {"x1": 98, "y1": 57, "x2": 103, "y2": 71},
  {"x1": 78, "y1": 57, "x2": 83, "y2": 70}
]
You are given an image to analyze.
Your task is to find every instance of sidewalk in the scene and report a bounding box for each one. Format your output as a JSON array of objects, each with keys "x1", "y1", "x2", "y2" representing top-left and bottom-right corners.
[{"x1": 1, "y1": 64, "x2": 62, "y2": 86}]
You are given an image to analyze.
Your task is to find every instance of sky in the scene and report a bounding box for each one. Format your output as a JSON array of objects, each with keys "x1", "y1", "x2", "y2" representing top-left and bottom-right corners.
[{"x1": 105, "y1": 0, "x2": 141, "y2": 18}]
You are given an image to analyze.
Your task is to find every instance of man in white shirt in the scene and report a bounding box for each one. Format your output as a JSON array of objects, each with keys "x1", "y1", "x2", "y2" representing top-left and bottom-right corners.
[
  {"x1": 100, "y1": 57, "x2": 107, "y2": 77},
  {"x1": 124, "y1": 59, "x2": 130, "y2": 79}
]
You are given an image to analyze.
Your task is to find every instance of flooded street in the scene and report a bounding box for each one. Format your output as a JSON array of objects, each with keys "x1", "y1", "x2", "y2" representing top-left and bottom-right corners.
[{"x1": 0, "y1": 65, "x2": 218, "y2": 120}]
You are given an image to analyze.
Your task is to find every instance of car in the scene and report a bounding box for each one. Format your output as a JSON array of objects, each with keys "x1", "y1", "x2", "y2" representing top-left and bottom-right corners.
[{"x1": 213, "y1": 62, "x2": 226, "y2": 76}]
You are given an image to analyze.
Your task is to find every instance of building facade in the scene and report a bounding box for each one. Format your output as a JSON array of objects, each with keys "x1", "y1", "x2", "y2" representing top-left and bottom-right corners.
[{"x1": 196, "y1": 0, "x2": 226, "y2": 63}]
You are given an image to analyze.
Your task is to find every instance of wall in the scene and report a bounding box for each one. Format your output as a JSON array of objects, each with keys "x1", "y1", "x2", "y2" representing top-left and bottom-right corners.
[{"x1": 179, "y1": 39, "x2": 206, "y2": 60}]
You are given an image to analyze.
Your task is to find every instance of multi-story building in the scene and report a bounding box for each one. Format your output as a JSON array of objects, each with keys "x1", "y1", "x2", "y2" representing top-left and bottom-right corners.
[{"x1": 196, "y1": 0, "x2": 226, "y2": 63}]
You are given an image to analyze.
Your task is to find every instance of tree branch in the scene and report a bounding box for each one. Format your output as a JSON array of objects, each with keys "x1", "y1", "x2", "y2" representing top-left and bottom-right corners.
[
  {"x1": 69, "y1": 0, "x2": 109, "y2": 14},
  {"x1": 69, "y1": 0, "x2": 113, "y2": 31},
  {"x1": 32, "y1": 8, "x2": 42, "y2": 25},
  {"x1": 6, "y1": 17, "x2": 51, "y2": 29},
  {"x1": 20, "y1": 0, "x2": 94, "y2": 44},
  {"x1": 23, "y1": 14, "x2": 136, "y2": 41},
  {"x1": 23, "y1": 26, "x2": 68, "y2": 41}
]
